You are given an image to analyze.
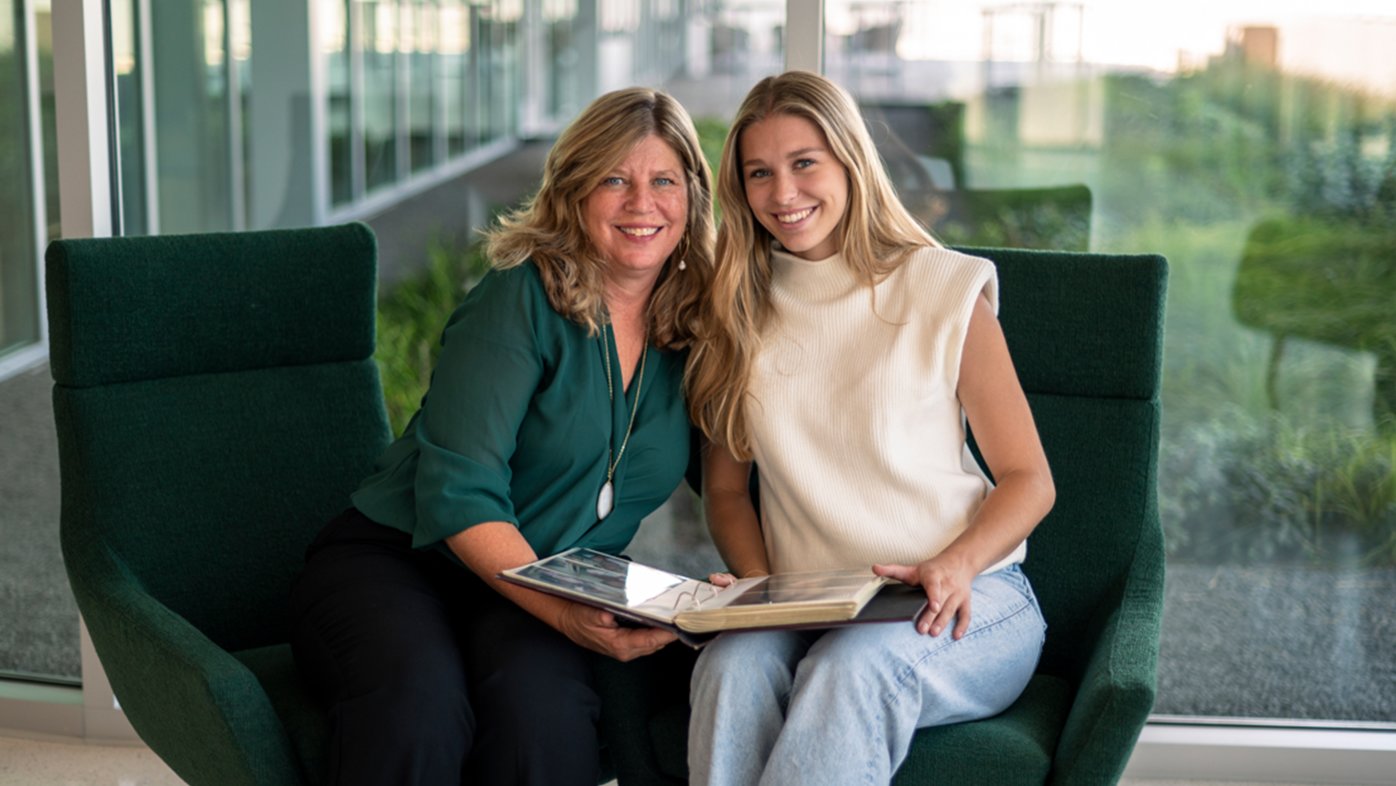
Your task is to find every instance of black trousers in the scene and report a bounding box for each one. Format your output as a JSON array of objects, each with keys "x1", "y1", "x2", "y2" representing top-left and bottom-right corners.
[{"x1": 289, "y1": 508, "x2": 603, "y2": 786}]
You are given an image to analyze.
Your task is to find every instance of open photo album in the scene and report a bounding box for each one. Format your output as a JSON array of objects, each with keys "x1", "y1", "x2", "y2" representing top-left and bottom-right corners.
[{"x1": 499, "y1": 548, "x2": 928, "y2": 645}]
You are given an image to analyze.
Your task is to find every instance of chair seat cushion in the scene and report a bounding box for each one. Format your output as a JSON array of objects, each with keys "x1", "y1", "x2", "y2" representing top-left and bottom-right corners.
[
  {"x1": 234, "y1": 644, "x2": 329, "y2": 785},
  {"x1": 894, "y1": 674, "x2": 1073, "y2": 785},
  {"x1": 650, "y1": 673, "x2": 1072, "y2": 784}
]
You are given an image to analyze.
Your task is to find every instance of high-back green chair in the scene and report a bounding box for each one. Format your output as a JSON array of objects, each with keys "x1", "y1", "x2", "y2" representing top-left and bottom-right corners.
[
  {"x1": 46, "y1": 223, "x2": 391, "y2": 786},
  {"x1": 596, "y1": 247, "x2": 1169, "y2": 785}
]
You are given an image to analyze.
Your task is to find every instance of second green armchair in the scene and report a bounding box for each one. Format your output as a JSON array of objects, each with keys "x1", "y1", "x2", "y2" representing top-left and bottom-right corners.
[{"x1": 596, "y1": 246, "x2": 1169, "y2": 785}]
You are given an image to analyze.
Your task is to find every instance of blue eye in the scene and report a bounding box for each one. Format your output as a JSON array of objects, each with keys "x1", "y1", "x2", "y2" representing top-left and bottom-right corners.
[
  {"x1": 654, "y1": 176, "x2": 675, "y2": 187},
  {"x1": 746, "y1": 168, "x2": 770, "y2": 180},
  {"x1": 602, "y1": 176, "x2": 625, "y2": 186},
  {"x1": 793, "y1": 158, "x2": 815, "y2": 170}
]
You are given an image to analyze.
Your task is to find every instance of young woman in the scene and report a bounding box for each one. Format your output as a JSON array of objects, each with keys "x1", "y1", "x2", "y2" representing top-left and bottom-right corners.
[{"x1": 684, "y1": 71, "x2": 1055, "y2": 785}]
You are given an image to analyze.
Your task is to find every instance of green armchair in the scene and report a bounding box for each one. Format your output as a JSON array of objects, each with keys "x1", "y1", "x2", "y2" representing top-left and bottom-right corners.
[
  {"x1": 46, "y1": 223, "x2": 392, "y2": 786},
  {"x1": 596, "y1": 247, "x2": 1169, "y2": 785}
]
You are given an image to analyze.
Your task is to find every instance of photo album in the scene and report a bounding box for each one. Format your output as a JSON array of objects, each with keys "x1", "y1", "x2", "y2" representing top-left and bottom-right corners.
[{"x1": 499, "y1": 548, "x2": 928, "y2": 647}]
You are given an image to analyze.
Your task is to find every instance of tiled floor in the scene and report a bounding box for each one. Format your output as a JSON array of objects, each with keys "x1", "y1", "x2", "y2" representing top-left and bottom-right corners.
[
  {"x1": 0, "y1": 735, "x2": 182, "y2": 786},
  {"x1": 0, "y1": 734, "x2": 1331, "y2": 786}
]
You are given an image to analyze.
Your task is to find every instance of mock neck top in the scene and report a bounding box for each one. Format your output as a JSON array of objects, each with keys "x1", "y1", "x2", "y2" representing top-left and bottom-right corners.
[{"x1": 747, "y1": 246, "x2": 1026, "y2": 573}]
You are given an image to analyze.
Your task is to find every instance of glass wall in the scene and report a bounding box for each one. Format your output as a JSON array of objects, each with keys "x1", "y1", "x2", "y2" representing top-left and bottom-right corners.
[
  {"x1": 321, "y1": 0, "x2": 522, "y2": 207},
  {"x1": 360, "y1": 0, "x2": 399, "y2": 192},
  {"x1": 0, "y1": 0, "x2": 76, "y2": 686},
  {"x1": 151, "y1": 0, "x2": 234, "y2": 234},
  {"x1": 407, "y1": 0, "x2": 437, "y2": 172},
  {"x1": 112, "y1": 0, "x2": 148, "y2": 235},
  {"x1": 823, "y1": 0, "x2": 1396, "y2": 725},
  {"x1": 325, "y1": 0, "x2": 354, "y2": 205},
  {"x1": 0, "y1": 0, "x2": 41, "y2": 359}
]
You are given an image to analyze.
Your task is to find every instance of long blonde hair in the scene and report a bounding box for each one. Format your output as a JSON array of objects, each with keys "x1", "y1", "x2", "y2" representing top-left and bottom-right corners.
[
  {"x1": 687, "y1": 71, "x2": 939, "y2": 458},
  {"x1": 485, "y1": 87, "x2": 715, "y2": 349}
]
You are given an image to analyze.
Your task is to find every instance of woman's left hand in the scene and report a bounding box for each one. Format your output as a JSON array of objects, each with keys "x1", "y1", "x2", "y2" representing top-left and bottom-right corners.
[{"x1": 874, "y1": 553, "x2": 977, "y2": 639}]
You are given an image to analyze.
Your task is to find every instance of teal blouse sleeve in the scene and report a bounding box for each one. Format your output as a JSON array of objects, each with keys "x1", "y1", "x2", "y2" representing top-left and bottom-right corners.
[{"x1": 408, "y1": 270, "x2": 543, "y2": 547}]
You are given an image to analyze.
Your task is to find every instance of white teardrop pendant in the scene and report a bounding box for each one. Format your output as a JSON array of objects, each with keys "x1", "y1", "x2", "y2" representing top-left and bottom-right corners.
[{"x1": 596, "y1": 480, "x2": 615, "y2": 520}]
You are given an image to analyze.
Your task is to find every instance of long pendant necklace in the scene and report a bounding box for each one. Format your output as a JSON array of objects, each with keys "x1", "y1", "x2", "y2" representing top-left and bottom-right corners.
[{"x1": 597, "y1": 321, "x2": 647, "y2": 520}]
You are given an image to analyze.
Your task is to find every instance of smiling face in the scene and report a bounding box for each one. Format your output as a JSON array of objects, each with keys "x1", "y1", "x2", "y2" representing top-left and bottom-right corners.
[
  {"x1": 738, "y1": 113, "x2": 850, "y2": 261},
  {"x1": 582, "y1": 134, "x2": 690, "y2": 288}
]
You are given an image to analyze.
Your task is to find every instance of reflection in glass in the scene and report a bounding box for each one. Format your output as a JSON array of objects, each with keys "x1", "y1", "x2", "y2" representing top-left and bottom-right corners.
[
  {"x1": 152, "y1": 0, "x2": 233, "y2": 233},
  {"x1": 821, "y1": 0, "x2": 1396, "y2": 725},
  {"x1": 324, "y1": 0, "x2": 352, "y2": 204},
  {"x1": 407, "y1": 0, "x2": 435, "y2": 172},
  {"x1": 111, "y1": 0, "x2": 147, "y2": 235},
  {"x1": 230, "y1": 0, "x2": 250, "y2": 226},
  {"x1": 543, "y1": 0, "x2": 579, "y2": 123},
  {"x1": 0, "y1": 0, "x2": 40, "y2": 356},
  {"x1": 360, "y1": 0, "x2": 399, "y2": 192},
  {"x1": 479, "y1": 0, "x2": 520, "y2": 143},
  {"x1": 440, "y1": 0, "x2": 468, "y2": 156}
]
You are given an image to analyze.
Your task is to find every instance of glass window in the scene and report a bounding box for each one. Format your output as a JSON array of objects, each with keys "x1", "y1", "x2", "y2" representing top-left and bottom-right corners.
[
  {"x1": 825, "y1": 0, "x2": 1396, "y2": 725},
  {"x1": 360, "y1": 0, "x2": 399, "y2": 192},
  {"x1": 478, "y1": 0, "x2": 520, "y2": 143},
  {"x1": 440, "y1": 0, "x2": 469, "y2": 156},
  {"x1": 324, "y1": 0, "x2": 353, "y2": 205},
  {"x1": 0, "y1": 0, "x2": 41, "y2": 359},
  {"x1": 0, "y1": 0, "x2": 78, "y2": 686},
  {"x1": 406, "y1": 0, "x2": 436, "y2": 172},
  {"x1": 111, "y1": 0, "x2": 148, "y2": 236},
  {"x1": 542, "y1": 0, "x2": 580, "y2": 123},
  {"x1": 230, "y1": 0, "x2": 250, "y2": 226},
  {"x1": 151, "y1": 0, "x2": 233, "y2": 234}
]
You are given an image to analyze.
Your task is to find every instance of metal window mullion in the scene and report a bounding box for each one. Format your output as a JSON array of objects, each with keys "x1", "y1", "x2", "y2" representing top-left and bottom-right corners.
[
  {"x1": 224, "y1": 0, "x2": 246, "y2": 231},
  {"x1": 22, "y1": 0, "x2": 50, "y2": 348},
  {"x1": 137, "y1": 0, "x2": 158, "y2": 234}
]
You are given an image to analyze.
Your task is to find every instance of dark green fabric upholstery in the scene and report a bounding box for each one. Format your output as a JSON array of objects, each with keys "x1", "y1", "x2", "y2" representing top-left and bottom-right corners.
[
  {"x1": 47, "y1": 224, "x2": 392, "y2": 786},
  {"x1": 595, "y1": 247, "x2": 1168, "y2": 786}
]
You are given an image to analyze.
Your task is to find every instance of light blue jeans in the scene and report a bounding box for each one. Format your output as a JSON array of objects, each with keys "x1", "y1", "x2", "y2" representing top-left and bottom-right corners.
[{"x1": 687, "y1": 564, "x2": 1046, "y2": 786}]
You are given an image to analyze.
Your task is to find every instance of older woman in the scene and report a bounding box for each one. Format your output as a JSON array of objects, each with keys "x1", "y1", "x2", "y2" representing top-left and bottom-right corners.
[{"x1": 290, "y1": 87, "x2": 713, "y2": 786}]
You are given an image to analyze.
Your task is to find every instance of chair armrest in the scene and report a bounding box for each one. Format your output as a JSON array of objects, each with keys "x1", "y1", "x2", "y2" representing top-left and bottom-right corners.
[
  {"x1": 64, "y1": 534, "x2": 308, "y2": 786},
  {"x1": 1050, "y1": 549, "x2": 1165, "y2": 785}
]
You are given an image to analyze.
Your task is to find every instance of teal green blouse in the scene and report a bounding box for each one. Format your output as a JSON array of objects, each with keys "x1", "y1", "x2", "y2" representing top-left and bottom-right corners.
[{"x1": 351, "y1": 262, "x2": 690, "y2": 558}]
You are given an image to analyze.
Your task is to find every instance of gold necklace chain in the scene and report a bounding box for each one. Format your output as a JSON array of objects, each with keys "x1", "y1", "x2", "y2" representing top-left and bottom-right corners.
[{"x1": 601, "y1": 321, "x2": 647, "y2": 485}]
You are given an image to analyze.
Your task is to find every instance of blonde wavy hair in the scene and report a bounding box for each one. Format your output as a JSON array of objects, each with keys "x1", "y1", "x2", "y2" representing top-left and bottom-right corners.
[
  {"x1": 687, "y1": 71, "x2": 940, "y2": 459},
  {"x1": 484, "y1": 87, "x2": 715, "y2": 350}
]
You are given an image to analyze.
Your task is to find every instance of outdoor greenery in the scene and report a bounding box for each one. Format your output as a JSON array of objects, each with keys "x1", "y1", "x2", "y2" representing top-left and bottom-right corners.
[
  {"x1": 373, "y1": 55, "x2": 1396, "y2": 567},
  {"x1": 1090, "y1": 64, "x2": 1396, "y2": 567},
  {"x1": 374, "y1": 239, "x2": 492, "y2": 435}
]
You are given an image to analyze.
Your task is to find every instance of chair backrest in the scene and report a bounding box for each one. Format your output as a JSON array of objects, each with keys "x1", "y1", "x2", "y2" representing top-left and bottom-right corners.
[
  {"x1": 960, "y1": 246, "x2": 1168, "y2": 684},
  {"x1": 47, "y1": 223, "x2": 392, "y2": 653}
]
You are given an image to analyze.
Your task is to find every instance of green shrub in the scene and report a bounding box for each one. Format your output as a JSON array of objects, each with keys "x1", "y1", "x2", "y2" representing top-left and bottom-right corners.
[
  {"x1": 374, "y1": 239, "x2": 493, "y2": 435},
  {"x1": 1161, "y1": 408, "x2": 1396, "y2": 567}
]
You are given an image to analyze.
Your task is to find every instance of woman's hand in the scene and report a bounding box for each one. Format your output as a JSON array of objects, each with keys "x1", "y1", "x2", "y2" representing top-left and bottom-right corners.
[
  {"x1": 705, "y1": 568, "x2": 767, "y2": 587},
  {"x1": 874, "y1": 552, "x2": 977, "y2": 639},
  {"x1": 553, "y1": 600, "x2": 677, "y2": 662}
]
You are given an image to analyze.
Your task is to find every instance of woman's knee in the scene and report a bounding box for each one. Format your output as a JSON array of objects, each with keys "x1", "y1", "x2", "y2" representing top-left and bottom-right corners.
[{"x1": 691, "y1": 630, "x2": 807, "y2": 704}]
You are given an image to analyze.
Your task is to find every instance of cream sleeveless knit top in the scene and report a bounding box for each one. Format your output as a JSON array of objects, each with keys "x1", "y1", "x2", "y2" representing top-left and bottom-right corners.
[{"x1": 747, "y1": 246, "x2": 1027, "y2": 574}]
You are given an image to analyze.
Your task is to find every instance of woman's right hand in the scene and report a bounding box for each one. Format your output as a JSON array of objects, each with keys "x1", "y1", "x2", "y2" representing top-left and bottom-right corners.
[{"x1": 554, "y1": 600, "x2": 677, "y2": 662}]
